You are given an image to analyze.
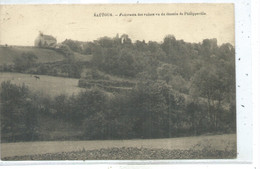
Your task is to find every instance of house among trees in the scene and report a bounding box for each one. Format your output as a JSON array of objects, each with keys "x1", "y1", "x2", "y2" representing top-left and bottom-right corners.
[{"x1": 34, "y1": 32, "x2": 57, "y2": 48}]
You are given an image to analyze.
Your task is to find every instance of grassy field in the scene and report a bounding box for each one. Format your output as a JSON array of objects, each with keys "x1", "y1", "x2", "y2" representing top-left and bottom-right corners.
[
  {"x1": 1, "y1": 134, "x2": 236, "y2": 160},
  {"x1": 0, "y1": 46, "x2": 93, "y2": 66},
  {"x1": 73, "y1": 52, "x2": 92, "y2": 62},
  {"x1": 0, "y1": 72, "x2": 84, "y2": 97},
  {"x1": 0, "y1": 46, "x2": 65, "y2": 65}
]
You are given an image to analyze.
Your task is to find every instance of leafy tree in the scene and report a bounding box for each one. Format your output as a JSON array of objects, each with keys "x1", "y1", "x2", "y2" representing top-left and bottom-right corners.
[
  {"x1": 161, "y1": 35, "x2": 177, "y2": 57},
  {"x1": 56, "y1": 44, "x2": 73, "y2": 57},
  {"x1": 62, "y1": 39, "x2": 83, "y2": 53},
  {"x1": 128, "y1": 80, "x2": 174, "y2": 138},
  {"x1": 69, "y1": 88, "x2": 108, "y2": 125},
  {"x1": 134, "y1": 40, "x2": 147, "y2": 52},
  {"x1": 200, "y1": 38, "x2": 218, "y2": 59},
  {"x1": 191, "y1": 61, "x2": 234, "y2": 130},
  {"x1": 97, "y1": 36, "x2": 115, "y2": 48},
  {"x1": 0, "y1": 81, "x2": 39, "y2": 141}
]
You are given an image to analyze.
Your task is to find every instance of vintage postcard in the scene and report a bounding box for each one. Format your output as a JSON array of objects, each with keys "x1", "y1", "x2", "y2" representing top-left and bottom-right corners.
[{"x1": 0, "y1": 4, "x2": 237, "y2": 161}]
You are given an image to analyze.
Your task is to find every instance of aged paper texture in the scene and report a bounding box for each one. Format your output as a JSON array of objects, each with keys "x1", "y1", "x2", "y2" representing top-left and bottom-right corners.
[{"x1": 0, "y1": 4, "x2": 236, "y2": 160}]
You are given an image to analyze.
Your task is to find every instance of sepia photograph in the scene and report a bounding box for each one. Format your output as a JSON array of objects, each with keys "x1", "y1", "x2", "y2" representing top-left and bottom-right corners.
[{"x1": 0, "y1": 4, "x2": 237, "y2": 161}]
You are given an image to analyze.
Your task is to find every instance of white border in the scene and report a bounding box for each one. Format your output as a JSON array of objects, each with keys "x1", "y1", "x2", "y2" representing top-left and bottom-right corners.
[{"x1": 0, "y1": 0, "x2": 259, "y2": 168}]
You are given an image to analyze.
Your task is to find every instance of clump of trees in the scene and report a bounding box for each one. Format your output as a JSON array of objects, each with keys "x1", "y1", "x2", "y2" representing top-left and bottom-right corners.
[
  {"x1": 0, "y1": 34, "x2": 236, "y2": 142},
  {"x1": 3, "y1": 51, "x2": 84, "y2": 78},
  {"x1": 0, "y1": 81, "x2": 39, "y2": 142},
  {"x1": 1, "y1": 79, "x2": 235, "y2": 142}
]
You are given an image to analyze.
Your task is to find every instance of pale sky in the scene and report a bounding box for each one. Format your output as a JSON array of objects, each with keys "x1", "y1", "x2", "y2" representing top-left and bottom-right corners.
[{"x1": 0, "y1": 4, "x2": 235, "y2": 46}]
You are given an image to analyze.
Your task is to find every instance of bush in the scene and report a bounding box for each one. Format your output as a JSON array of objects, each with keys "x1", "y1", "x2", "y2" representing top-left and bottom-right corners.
[
  {"x1": 0, "y1": 81, "x2": 39, "y2": 142},
  {"x1": 85, "y1": 69, "x2": 110, "y2": 80},
  {"x1": 55, "y1": 44, "x2": 73, "y2": 57}
]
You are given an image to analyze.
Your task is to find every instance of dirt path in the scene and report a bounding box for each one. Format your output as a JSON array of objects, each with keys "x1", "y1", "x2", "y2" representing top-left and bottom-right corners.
[{"x1": 1, "y1": 134, "x2": 236, "y2": 158}]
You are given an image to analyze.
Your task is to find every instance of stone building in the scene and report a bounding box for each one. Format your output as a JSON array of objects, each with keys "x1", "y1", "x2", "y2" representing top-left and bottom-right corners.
[{"x1": 34, "y1": 32, "x2": 57, "y2": 48}]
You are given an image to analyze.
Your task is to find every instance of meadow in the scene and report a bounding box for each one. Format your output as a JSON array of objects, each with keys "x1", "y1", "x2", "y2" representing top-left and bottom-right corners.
[
  {"x1": 0, "y1": 46, "x2": 65, "y2": 65},
  {"x1": 0, "y1": 72, "x2": 83, "y2": 97}
]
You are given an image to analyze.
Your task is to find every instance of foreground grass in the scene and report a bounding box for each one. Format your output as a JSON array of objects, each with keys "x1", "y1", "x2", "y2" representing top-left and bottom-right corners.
[
  {"x1": 2, "y1": 147, "x2": 236, "y2": 160},
  {"x1": 1, "y1": 134, "x2": 236, "y2": 160}
]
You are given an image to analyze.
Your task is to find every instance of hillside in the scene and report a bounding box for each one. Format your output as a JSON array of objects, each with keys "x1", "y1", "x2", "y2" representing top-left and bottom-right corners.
[
  {"x1": 0, "y1": 46, "x2": 66, "y2": 65},
  {"x1": 0, "y1": 72, "x2": 117, "y2": 99},
  {"x1": 0, "y1": 72, "x2": 83, "y2": 97},
  {"x1": 0, "y1": 46, "x2": 93, "y2": 66},
  {"x1": 0, "y1": 35, "x2": 236, "y2": 144},
  {"x1": 73, "y1": 52, "x2": 92, "y2": 62}
]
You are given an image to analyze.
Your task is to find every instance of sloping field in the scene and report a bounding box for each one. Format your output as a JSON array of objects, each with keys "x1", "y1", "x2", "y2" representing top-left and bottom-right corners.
[
  {"x1": 0, "y1": 46, "x2": 65, "y2": 65},
  {"x1": 73, "y1": 52, "x2": 92, "y2": 62},
  {"x1": 1, "y1": 134, "x2": 236, "y2": 159},
  {"x1": 0, "y1": 72, "x2": 84, "y2": 97}
]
